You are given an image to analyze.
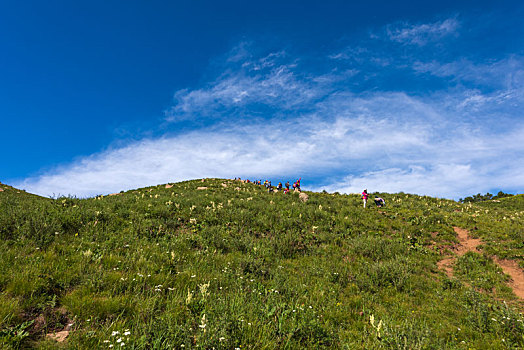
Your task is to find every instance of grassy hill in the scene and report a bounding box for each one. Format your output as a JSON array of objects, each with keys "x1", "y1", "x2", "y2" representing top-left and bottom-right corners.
[{"x1": 0, "y1": 179, "x2": 522, "y2": 349}]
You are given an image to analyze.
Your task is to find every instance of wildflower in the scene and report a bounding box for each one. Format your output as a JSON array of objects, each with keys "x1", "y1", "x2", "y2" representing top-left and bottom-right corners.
[
  {"x1": 199, "y1": 314, "x2": 207, "y2": 330},
  {"x1": 186, "y1": 289, "x2": 193, "y2": 304},
  {"x1": 116, "y1": 338, "x2": 123, "y2": 343},
  {"x1": 199, "y1": 281, "x2": 210, "y2": 298},
  {"x1": 112, "y1": 331, "x2": 120, "y2": 336},
  {"x1": 124, "y1": 330, "x2": 130, "y2": 335}
]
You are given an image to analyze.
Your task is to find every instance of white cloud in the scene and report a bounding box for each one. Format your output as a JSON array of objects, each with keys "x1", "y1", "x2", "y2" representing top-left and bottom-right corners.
[
  {"x1": 386, "y1": 18, "x2": 459, "y2": 45},
  {"x1": 413, "y1": 56, "x2": 524, "y2": 89},
  {"x1": 16, "y1": 90, "x2": 524, "y2": 199},
  {"x1": 165, "y1": 52, "x2": 325, "y2": 122}
]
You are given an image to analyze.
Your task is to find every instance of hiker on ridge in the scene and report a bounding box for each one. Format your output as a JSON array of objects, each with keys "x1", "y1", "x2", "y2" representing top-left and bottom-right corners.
[
  {"x1": 285, "y1": 181, "x2": 290, "y2": 190},
  {"x1": 374, "y1": 196, "x2": 385, "y2": 207},
  {"x1": 362, "y1": 189, "x2": 369, "y2": 208},
  {"x1": 294, "y1": 178, "x2": 301, "y2": 192},
  {"x1": 277, "y1": 182, "x2": 282, "y2": 191}
]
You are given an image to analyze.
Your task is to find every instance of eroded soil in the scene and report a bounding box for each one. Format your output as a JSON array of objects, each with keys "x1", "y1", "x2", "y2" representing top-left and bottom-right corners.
[{"x1": 438, "y1": 227, "x2": 524, "y2": 300}]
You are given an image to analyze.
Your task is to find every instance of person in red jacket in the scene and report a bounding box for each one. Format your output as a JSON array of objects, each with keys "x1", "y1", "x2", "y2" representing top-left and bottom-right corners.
[{"x1": 362, "y1": 189, "x2": 369, "y2": 208}]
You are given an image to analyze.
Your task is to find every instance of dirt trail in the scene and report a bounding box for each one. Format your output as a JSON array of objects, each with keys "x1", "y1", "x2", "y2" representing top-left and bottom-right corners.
[
  {"x1": 494, "y1": 258, "x2": 524, "y2": 299},
  {"x1": 437, "y1": 227, "x2": 524, "y2": 300}
]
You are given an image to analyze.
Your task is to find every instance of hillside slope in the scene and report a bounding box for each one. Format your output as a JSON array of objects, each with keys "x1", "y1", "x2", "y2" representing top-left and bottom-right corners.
[{"x1": 0, "y1": 179, "x2": 522, "y2": 349}]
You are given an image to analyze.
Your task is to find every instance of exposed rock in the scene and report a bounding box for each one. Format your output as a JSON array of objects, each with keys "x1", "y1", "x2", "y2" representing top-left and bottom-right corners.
[
  {"x1": 197, "y1": 187, "x2": 207, "y2": 190},
  {"x1": 165, "y1": 184, "x2": 173, "y2": 189},
  {"x1": 45, "y1": 317, "x2": 73, "y2": 343},
  {"x1": 299, "y1": 193, "x2": 309, "y2": 202},
  {"x1": 221, "y1": 183, "x2": 228, "y2": 188},
  {"x1": 46, "y1": 329, "x2": 70, "y2": 342}
]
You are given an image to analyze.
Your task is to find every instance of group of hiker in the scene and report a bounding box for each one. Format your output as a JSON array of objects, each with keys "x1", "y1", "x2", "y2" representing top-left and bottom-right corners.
[
  {"x1": 234, "y1": 178, "x2": 384, "y2": 208},
  {"x1": 361, "y1": 189, "x2": 385, "y2": 208},
  {"x1": 235, "y1": 177, "x2": 302, "y2": 194}
]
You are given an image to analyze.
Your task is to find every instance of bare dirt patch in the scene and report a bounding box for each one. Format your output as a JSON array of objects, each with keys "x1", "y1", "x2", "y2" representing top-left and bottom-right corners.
[
  {"x1": 493, "y1": 258, "x2": 524, "y2": 299},
  {"x1": 453, "y1": 227, "x2": 482, "y2": 256},
  {"x1": 437, "y1": 257, "x2": 455, "y2": 278},
  {"x1": 437, "y1": 227, "x2": 524, "y2": 300}
]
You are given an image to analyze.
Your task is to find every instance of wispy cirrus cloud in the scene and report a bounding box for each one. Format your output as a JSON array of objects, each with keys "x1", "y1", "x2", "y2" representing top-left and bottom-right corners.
[
  {"x1": 165, "y1": 50, "x2": 328, "y2": 123},
  {"x1": 413, "y1": 56, "x2": 524, "y2": 86},
  {"x1": 386, "y1": 17, "x2": 460, "y2": 45}
]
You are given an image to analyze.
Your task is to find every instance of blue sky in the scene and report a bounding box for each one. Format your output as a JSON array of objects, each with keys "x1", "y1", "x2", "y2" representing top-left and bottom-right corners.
[{"x1": 2, "y1": 1, "x2": 523, "y2": 198}]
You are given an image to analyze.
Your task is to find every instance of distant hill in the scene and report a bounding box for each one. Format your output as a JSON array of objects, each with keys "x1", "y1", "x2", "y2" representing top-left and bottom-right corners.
[
  {"x1": 476, "y1": 193, "x2": 524, "y2": 211},
  {"x1": 0, "y1": 179, "x2": 522, "y2": 349}
]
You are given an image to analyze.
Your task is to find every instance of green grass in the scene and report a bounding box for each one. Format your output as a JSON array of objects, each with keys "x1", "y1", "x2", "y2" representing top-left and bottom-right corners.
[{"x1": 0, "y1": 179, "x2": 523, "y2": 349}]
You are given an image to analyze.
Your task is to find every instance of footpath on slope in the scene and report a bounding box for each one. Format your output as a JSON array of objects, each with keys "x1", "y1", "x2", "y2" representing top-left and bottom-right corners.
[{"x1": 437, "y1": 227, "x2": 524, "y2": 299}]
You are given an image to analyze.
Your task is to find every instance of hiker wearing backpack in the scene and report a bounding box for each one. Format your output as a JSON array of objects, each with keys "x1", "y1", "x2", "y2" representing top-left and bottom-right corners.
[
  {"x1": 362, "y1": 189, "x2": 369, "y2": 208},
  {"x1": 374, "y1": 196, "x2": 385, "y2": 207},
  {"x1": 293, "y1": 178, "x2": 301, "y2": 192},
  {"x1": 285, "y1": 181, "x2": 290, "y2": 190}
]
